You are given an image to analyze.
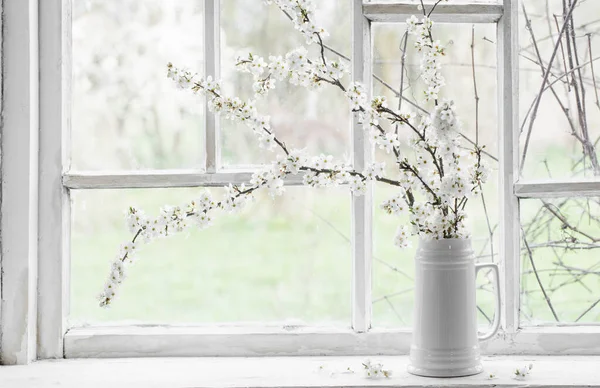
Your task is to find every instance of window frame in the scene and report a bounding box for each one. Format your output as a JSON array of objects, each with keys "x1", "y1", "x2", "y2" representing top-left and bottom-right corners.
[
  {"x1": 1, "y1": 0, "x2": 41, "y2": 365},
  {"x1": 2, "y1": 0, "x2": 600, "y2": 365}
]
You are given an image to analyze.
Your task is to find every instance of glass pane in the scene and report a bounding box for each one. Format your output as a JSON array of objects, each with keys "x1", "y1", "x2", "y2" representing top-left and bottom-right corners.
[
  {"x1": 72, "y1": 0, "x2": 204, "y2": 171},
  {"x1": 220, "y1": 0, "x2": 351, "y2": 167},
  {"x1": 371, "y1": 23, "x2": 499, "y2": 328},
  {"x1": 520, "y1": 197, "x2": 600, "y2": 325},
  {"x1": 519, "y1": 0, "x2": 600, "y2": 179},
  {"x1": 70, "y1": 187, "x2": 351, "y2": 325}
]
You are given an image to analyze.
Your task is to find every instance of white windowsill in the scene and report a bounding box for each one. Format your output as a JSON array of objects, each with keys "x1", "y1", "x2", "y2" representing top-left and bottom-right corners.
[{"x1": 1, "y1": 356, "x2": 599, "y2": 388}]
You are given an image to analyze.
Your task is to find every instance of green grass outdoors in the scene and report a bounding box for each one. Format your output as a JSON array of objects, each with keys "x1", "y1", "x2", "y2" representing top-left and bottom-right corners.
[
  {"x1": 70, "y1": 156, "x2": 599, "y2": 329},
  {"x1": 70, "y1": 183, "x2": 495, "y2": 327}
]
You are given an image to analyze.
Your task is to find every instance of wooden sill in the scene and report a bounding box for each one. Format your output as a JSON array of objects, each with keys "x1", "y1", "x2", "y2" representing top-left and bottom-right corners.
[{"x1": 1, "y1": 356, "x2": 598, "y2": 388}]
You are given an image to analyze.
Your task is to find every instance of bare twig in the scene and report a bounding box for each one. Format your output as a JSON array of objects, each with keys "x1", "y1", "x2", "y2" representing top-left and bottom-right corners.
[
  {"x1": 383, "y1": 296, "x2": 406, "y2": 325},
  {"x1": 373, "y1": 288, "x2": 413, "y2": 304},
  {"x1": 471, "y1": 25, "x2": 480, "y2": 145},
  {"x1": 542, "y1": 200, "x2": 599, "y2": 242},
  {"x1": 587, "y1": 33, "x2": 600, "y2": 108},
  {"x1": 477, "y1": 305, "x2": 493, "y2": 325},
  {"x1": 554, "y1": 14, "x2": 572, "y2": 92},
  {"x1": 306, "y1": 207, "x2": 414, "y2": 281},
  {"x1": 521, "y1": 0, "x2": 580, "y2": 175},
  {"x1": 575, "y1": 298, "x2": 600, "y2": 322},
  {"x1": 396, "y1": 30, "x2": 410, "y2": 135},
  {"x1": 522, "y1": 229, "x2": 561, "y2": 322},
  {"x1": 521, "y1": 4, "x2": 580, "y2": 146}
]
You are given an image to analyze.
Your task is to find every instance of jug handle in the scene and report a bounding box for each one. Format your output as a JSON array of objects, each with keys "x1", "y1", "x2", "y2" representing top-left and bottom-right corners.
[{"x1": 475, "y1": 263, "x2": 501, "y2": 341}]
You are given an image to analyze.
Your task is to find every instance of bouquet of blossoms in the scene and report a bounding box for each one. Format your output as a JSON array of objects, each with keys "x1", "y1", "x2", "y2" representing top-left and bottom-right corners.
[{"x1": 99, "y1": 0, "x2": 490, "y2": 307}]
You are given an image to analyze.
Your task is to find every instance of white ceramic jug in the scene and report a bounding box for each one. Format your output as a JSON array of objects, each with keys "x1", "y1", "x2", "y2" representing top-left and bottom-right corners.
[{"x1": 408, "y1": 238, "x2": 501, "y2": 377}]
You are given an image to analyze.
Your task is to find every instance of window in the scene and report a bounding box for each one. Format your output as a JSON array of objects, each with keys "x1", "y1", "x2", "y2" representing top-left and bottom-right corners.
[
  {"x1": 517, "y1": 0, "x2": 600, "y2": 326},
  {"x1": 66, "y1": 0, "x2": 354, "y2": 327},
  {"x1": 371, "y1": 21, "x2": 499, "y2": 327},
  {"x1": 1, "y1": 0, "x2": 599, "y2": 364}
]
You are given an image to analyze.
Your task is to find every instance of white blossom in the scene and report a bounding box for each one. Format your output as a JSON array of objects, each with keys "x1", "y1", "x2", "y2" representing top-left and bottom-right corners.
[
  {"x1": 287, "y1": 149, "x2": 308, "y2": 174},
  {"x1": 362, "y1": 359, "x2": 392, "y2": 379},
  {"x1": 371, "y1": 96, "x2": 388, "y2": 110},
  {"x1": 221, "y1": 184, "x2": 254, "y2": 213},
  {"x1": 406, "y1": 15, "x2": 419, "y2": 34},
  {"x1": 380, "y1": 193, "x2": 407, "y2": 216},
  {"x1": 258, "y1": 131, "x2": 277, "y2": 151},
  {"x1": 125, "y1": 207, "x2": 147, "y2": 234},
  {"x1": 268, "y1": 55, "x2": 288, "y2": 78},
  {"x1": 363, "y1": 162, "x2": 385, "y2": 181},
  {"x1": 349, "y1": 175, "x2": 367, "y2": 196},
  {"x1": 406, "y1": 15, "x2": 446, "y2": 102},
  {"x1": 311, "y1": 154, "x2": 334, "y2": 170},
  {"x1": 378, "y1": 132, "x2": 400, "y2": 154},
  {"x1": 267, "y1": 177, "x2": 285, "y2": 197},
  {"x1": 345, "y1": 83, "x2": 368, "y2": 111},
  {"x1": 397, "y1": 169, "x2": 417, "y2": 191},
  {"x1": 120, "y1": 242, "x2": 138, "y2": 261},
  {"x1": 264, "y1": 0, "x2": 329, "y2": 44},
  {"x1": 98, "y1": 255, "x2": 129, "y2": 306},
  {"x1": 394, "y1": 225, "x2": 412, "y2": 249},
  {"x1": 193, "y1": 212, "x2": 213, "y2": 230},
  {"x1": 513, "y1": 363, "x2": 533, "y2": 380}
]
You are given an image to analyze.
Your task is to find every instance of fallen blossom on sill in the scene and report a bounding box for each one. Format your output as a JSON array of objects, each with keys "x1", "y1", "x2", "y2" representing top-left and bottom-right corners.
[
  {"x1": 316, "y1": 364, "x2": 355, "y2": 377},
  {"x1": 513, "y1": 363, "x2": 533, "y2": 380},
  {"x1": 362, "y1": 359, "x2": 392, "y2": 379}
]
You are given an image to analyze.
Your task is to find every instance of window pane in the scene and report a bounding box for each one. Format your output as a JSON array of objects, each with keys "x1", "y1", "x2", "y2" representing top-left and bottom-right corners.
[
  {"x1": 520, "y1": 197, "x2": 600, "y2": 325},
  {"x1": 371, "y1": 23, "x2": 499, "y2": 328},
  {"x1": 70, "y1": 187, "x2": 351, "y2": 325},
  {"x1": 519, "y1": 0, "x2": 600, "y2": 179},
  {"x1": 219, "y1": 0, "x2": 351, "y2": 167},
  {"x1": 72, "y1": 0, "x2": 204, "y2": 171}
]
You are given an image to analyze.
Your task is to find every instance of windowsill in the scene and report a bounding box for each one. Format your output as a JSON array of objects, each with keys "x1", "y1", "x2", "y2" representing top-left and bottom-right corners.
[{"x1": 1, "y1": 356, "x2": 599, "y2": 388}]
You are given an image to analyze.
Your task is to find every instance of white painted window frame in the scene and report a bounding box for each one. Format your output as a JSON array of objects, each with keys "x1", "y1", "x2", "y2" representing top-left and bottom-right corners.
[{"x1": 2, "y1": 0, "x2": 600, "y2": 365}]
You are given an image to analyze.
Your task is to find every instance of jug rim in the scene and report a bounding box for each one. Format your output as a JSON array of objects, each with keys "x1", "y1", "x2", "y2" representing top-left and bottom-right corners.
[{"x1": 417, "y1": 237, "x2": 473, "y2": 253}]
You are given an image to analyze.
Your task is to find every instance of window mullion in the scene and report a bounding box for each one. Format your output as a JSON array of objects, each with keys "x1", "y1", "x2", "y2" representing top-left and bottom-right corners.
[
  {"x1": 363, "y1": 2, "x2": 503, "y2": 24},
  {"x1": 204, "y1": 0, "x2": 220, "y2": 173},
  {"x1": 515, "y1": 180, "x2": 600, "y2": 198},
  {"x1": 38, "y1": 0, "x2": 72, "y2": 360},
  {"x1": 62, "y1": 171, "x2": 307, "y2": 190},
  {"x1": 351, "y1": 0, "x2": 373, "y2": 333},
  {"x1": 497, "y1": 0, "x2": 520, "y2": 334}
]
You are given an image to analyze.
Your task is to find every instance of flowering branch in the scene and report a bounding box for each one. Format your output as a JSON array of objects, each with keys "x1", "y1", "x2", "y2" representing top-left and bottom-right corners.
[{"x1": 97, "y1": 0, "x2": 491, "y2": 307}]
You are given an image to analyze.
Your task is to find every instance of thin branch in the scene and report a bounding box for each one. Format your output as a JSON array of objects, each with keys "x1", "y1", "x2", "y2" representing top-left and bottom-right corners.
[
  {"x1": 587, "y1": 33, "x2": 600, "y2": 109},
  {"x1": 396, "y1": 30, "x2": 410, "y2": 134},
  {"x1": 471, "y1": 25, "x2": 480, "y2": 145},
  {"x1": 427, "y1": 0, "x2": 445, "y2": 18},
  {"x1": 522, "y1": 229, "x2": 561, "y2": 322},
  {"x1": 554, "y1": 14, "x2": 572, "y2": 92},
  {"x1": 383, "y1": 296, "x2": 406, "y2": 325},
  {"x1": 373, "y1": 288, "x2": 414, "y2": 304},
  {"x1": 521, "y1": 0, "x2": 580, "y2": 175},
  {"x1": 316, "y1": 22, "x2": 498, "y2": 162},
  {"x1": 306, "y1": 206, "x2": 413, "y2": 281},
  {"x1": 542, "y1": 200, "x2": 599, "y2": 242},
  {"x1": 521, "y1": 4, "x2": 580, "y2": 150},
  {"x1": 575, "y1": 298, "x2": 600, "y2": 322},
  {"x1": 477, "y1": 305, "x2": 493, "y2": 325}
]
